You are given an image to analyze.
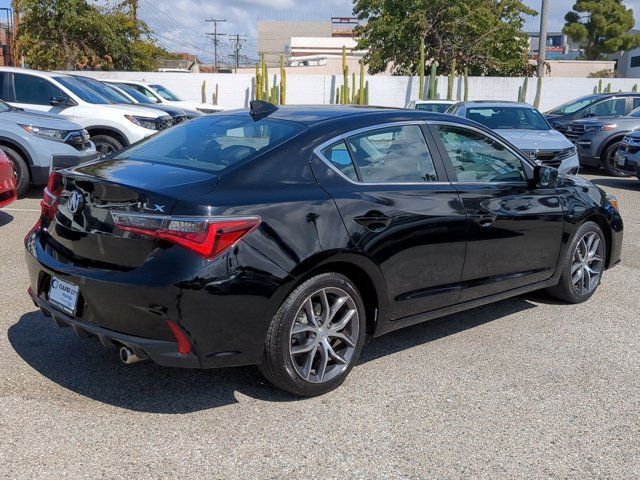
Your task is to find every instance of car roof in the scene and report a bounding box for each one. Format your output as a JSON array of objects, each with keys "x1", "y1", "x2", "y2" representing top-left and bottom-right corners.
[
  {"x1": 0, "y1": 66, "x2": 72, "y2": 79},
  {"x1": 455, "y1": 101, "x2": 535, "y2": 108},
  {"x1": 414, "y1": 99, "x2": 456, "y2": 104}
]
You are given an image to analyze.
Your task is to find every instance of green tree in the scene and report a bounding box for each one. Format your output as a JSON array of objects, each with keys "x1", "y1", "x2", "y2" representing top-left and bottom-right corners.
[
  {"x1": 563, "y1": 0, "x2": 640, "y2": 60},
  {"x1": 16, "y1": 0, "x2": 173, "y2": 71},
  {"x1": 353, "y1": 0, "x2": 536, "y2": 76}
]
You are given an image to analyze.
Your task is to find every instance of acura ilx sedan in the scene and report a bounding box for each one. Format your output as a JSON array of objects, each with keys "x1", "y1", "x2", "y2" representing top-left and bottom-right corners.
[{"x1": 25, "y1": 102, "x2": 623, "y2": 396}]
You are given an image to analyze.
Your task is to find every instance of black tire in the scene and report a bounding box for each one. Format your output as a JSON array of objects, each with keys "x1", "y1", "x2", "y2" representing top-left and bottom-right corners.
[
  {"x1": 259, "y1": 273, "x2": 366, "y2": 396},
  {"x1": 2, "y1": 146, "x2": 29, "y2": 196},
  {"x1": 91, "y1": 135, "x2": 123, "y2": 158},
  {"x1": 602, "y1": 142, "x2": 630, "y2": 177},
  {"x1": 546, "y1": 221, "x2": 606, "y2": 304}
]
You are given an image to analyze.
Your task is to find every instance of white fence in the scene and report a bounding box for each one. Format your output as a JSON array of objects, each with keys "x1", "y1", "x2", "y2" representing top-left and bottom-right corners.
[{"x1": 73, "y1": 71, "x2": 640, "y2": 112}]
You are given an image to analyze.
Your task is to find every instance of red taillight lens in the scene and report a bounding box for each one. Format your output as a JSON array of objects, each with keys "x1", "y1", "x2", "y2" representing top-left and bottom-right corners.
[
  {"x1": 111, "y1": 211, "x2": 261, "y2": 259},
  {"x1": 166, "y1": 320, "x2": 192, "y2": 355},
  {"x1": 40, "y1": 172, "x2": 63, "y2": 221}
]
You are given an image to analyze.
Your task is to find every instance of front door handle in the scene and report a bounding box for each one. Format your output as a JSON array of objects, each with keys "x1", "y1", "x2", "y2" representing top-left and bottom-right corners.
[{"x1": 354, "y1": 211, "x2": 392, "y2": 231}]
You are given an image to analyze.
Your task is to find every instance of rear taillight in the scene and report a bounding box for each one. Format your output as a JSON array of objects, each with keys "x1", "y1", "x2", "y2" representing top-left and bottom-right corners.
[
  {"x1": 41, "y1": 172, "x2": 63, "y2": 221},
  {"x1": 111, "y1": 211, "x2": 261, "y2": 259}
]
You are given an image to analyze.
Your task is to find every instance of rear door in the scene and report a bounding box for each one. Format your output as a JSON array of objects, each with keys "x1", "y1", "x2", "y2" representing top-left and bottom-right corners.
[
  {"x1": 314, "y1": 122, "x2": 468, "y2": 320},
  {"x1": 430, "y1": 122, "x2": 564, "y2": 301}
]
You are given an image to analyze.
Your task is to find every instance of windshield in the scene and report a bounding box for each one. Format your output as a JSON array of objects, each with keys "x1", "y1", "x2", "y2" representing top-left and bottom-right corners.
[
  {"x1": 547, "y1": 95, "x2": 602, "y2": 115},
  {"x1": 466, "y1": 106, "x2": 551, "y2": 130},
  {"x1": 107, "y1": 83, "x2": 154, "y2": 104},
  {"x1": 150, "y1": 84, "x2": 182, "y2": 101},
  {"x1": 53, "y1": 76, "x2": 111, "y2": 104},
  {"x1": 415, "y1": 103, "x2": 451, "y2": 113},
  {"x1": 74, "y1": 77, "x2": 132, "y2": 104},
  {"x1": 114, "y1": 115, "x2": 306, "y2": 173}
]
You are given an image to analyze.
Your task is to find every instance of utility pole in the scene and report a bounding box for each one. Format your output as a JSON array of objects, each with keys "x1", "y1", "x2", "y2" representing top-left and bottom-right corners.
[
  {"x1": 230, "y1": 34, "x2": 246, "y2": 73},
  {"x1": 206, "y1": 18, "x2": 226, "y2": 72},
  {"x1": 536, "y1": 0, "x2": 548, "y2": 78}
]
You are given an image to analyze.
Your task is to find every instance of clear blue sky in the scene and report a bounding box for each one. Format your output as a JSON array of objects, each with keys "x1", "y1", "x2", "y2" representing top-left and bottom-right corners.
[{"x1": 2, "y1": 1, "x2": 640, "y2": 63}]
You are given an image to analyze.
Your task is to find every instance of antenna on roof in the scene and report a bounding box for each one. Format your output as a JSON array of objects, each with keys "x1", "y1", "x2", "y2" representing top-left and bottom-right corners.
[{"x1": 249, "y1": 100, "x2": 278, "y2": 120}]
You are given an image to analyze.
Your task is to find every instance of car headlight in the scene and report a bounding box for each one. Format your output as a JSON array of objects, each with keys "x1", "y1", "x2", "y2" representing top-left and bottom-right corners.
[
  {"x1": 607, "y1": 194, "x2": 619, "y2": 211},
  {"x1": 19, "y1": 124, "x2": 68, "y2": 142},
  {"x1": 585, "y1": 124, "x2": 617, "y2": 132},
  {"x1": 125, "y1": 115, "x2": 159, "y2": 130}
]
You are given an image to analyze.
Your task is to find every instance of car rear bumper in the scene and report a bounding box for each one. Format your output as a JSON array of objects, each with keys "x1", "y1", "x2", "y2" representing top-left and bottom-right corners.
[
  {"x1": 30, "y1": 148, "x2": 99, "y2": 185},
  {"x1": 614, "y1": 149, "x2": 640, "y2": 179},
  {"x1": 28, "y1": 287, "x2": 201, "y2": 368}
]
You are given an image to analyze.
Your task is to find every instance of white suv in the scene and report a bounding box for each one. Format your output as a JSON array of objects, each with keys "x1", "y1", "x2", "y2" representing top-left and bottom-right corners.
[
  {"x1": 103, "y1": 79, "x2": 223, "y2": 114},
  {"x1": 0, "y1": 67, "x2": 173, "y2": 156}
]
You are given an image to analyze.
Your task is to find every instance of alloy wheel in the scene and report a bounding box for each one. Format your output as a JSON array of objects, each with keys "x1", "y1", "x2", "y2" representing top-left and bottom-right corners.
[
  {"x1": 289, "y1": 287, "x2": 359, "y2": 384},
  {"x1": 571, "y1": 231, "x2": 604, "y2": 295},
  {"x1": 96, "y1": 142, "x2": 116, "y2": 158}
]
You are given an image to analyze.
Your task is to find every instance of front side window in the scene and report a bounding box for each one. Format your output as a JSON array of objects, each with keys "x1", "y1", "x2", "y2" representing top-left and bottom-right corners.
[
  {"x1": 114, "y1": 115, "x2": 306, "y2": 173},
  {"x1": 584, "y1": 98, "x2": 626, "y2": 117},
  {"x1": 150, "y1": 84, "x2": 182, "y2": 101},
  {"x1": 126, "y1": 83, "x2": 160, "y2": 102},
  {"x1": 13, "y1": 73, "x2": 63, "y2": 105},
  {"x1": 344, "y1": 125, "x2": 438, "y2": 183},
  {"x1": 466, "y1": 106, "x2": 550, "y2": 131},
  {"x1": 547, "y1": 95, "x2": 601, "y2": 115},
  {"x1": 435, "y1": 125, "x2": 526, "y2": 183}
]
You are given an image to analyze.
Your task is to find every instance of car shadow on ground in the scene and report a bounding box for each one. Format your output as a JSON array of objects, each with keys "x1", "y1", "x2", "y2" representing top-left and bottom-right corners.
[
  {"x1": 0, "y1": 210, "x2": 14, "y2": 227},
  {"x1": 9, "y1": 294, "x2": 543, "y2": 413},
  {"x1": 589, "y1": 177, "x2": 640, "y2": 192}
]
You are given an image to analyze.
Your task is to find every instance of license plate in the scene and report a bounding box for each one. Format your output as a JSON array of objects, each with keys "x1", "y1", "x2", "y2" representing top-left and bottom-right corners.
[{"x1": 48, "y1": 277, "x2": 79, "y2": 315}]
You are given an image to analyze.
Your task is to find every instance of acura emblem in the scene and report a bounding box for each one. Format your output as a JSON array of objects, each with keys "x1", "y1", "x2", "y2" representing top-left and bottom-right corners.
[{"x1": 68, "y1": 191, "x2": 84, "y2": 214}]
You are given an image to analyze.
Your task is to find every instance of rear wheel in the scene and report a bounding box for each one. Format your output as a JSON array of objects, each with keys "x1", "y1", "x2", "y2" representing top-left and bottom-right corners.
[
  {"x1": 91, "y1": 135, "x2": 123, "y2": 158},
  {"x1": 602, "y1": 142, "x2": 630, "y2": 177},
  {"x1": 2, "y1": 146, "x2": 29, "y2": 196},
  {"x1": 546, "y1": 221, "x2": 606, "y2": 304},
  {"x1": 259, "y1": 273, "x2": 366, "y2": 396}
]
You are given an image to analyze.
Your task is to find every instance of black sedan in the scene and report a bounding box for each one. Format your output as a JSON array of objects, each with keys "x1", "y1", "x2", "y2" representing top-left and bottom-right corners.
[{"x1": 25, "y1": 102, "x2": 623, "y2": 396}]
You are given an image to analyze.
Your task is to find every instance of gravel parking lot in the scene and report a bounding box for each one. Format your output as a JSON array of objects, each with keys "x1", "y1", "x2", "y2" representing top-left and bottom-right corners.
[{"x1": 1, "y1": 172, "x2": 639, "y2": 479}]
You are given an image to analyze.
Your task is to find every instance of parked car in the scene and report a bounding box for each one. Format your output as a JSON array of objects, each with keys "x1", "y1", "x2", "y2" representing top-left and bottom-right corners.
[
  {"x1": 101, "y1": 79, "x2": 223, "y2": 114},
  {"x1": 447, "y1": 101, "x2": 579, "y2": 174},
  {"x1": 614, "y1": 131, "x2": 640, "y2": 180},
  {"x1": 0, "y1": 67, "x2": 173, "y2": 157},
  {"x1": 70, "y1": 75, "x2": 197, "y2": 125},
  {"x1": 0, "y1": 98, "x2": 97, "y2": 196},
  {"x1": 405, "y1": 99, "x2": 456, "y2": 113},
  {"x1": 0, "y1": 149, "x2": 16, "y2": 207},
  {"x1": 563, "y1": 107, "x2": 640, "y2": 176},
  {"x1": 25, "y1": 103, "x2": 623, "y2": 397},
  {"x1": 102, "y1": 81, "x2": 202, "y2": 120},
  {"x1": 545, "y1": 93, "x2": 640, "y2": 133}
]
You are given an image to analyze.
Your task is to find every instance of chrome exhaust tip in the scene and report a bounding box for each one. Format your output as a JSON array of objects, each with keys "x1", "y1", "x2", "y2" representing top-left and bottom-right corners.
[{"x1": 118, "y1": 346, "x2": 145, "y2": 365}]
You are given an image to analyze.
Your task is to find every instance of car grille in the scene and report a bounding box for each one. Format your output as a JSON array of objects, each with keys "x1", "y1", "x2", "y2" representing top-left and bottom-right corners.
[
  {"x1": 173, "y1": 115, "x2": 188, "y2": 124},
  {"x1": 155, "y1": 116, "x2": 174, "y2": 131},
  {"x1": 65, "y1": 130, "x2": 92, "y2": 151},
  {"x1": 564, "y1": 124, "x2": 587, "y2": 141},
  {"x1": 523, "y1": 147, "x2": 576, "y2": 168}
]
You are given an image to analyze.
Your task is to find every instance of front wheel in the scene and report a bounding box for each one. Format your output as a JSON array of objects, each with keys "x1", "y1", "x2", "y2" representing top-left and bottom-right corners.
[
  {"x1": 91, "y1": 135, "x2": 123, "y2": 158},
  {"x1": 259, "y1": 273, "x2": 366, "y2": 396},
  {"x1": 2, "y1": 146, "x2": 29, "y2": 196},
  {"x1": 546, "y1": 221, "x2": 606, "y2": 304},
  {"x1": 602, "y1": 142, "x2": 630, "y2": 177}
]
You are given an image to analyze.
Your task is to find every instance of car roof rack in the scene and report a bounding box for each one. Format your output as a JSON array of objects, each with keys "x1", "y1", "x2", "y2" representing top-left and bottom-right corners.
[{"x1": 250, "y1": 100, "x2": 278, "y2": 120}]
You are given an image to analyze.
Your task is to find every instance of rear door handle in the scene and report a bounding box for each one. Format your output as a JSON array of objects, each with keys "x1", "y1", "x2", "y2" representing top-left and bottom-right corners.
[{"x1": 354, "y1": 211, "x2": 392, "y2": 231}]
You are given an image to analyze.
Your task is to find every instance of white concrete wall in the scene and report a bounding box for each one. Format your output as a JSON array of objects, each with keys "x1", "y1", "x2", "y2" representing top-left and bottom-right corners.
[{"x1": 72, "y1": 71, "x2": 640, "y2": 113}]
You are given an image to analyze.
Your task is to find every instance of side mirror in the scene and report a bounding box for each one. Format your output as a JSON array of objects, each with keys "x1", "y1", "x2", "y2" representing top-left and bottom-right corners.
[
  {"x1": 534, "y1": 165, "x2": 559, "y2": 188},
  {"x1": 50, "y1": 96, "x2": 68, "y2": 107}
]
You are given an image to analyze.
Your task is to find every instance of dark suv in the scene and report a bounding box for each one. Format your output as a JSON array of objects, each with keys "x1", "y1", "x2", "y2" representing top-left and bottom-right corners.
[{"x1": 545, "y1": 93, "x2": 640, "y2": 133}]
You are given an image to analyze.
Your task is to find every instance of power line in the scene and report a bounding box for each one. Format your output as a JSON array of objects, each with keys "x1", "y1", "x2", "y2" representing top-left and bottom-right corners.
[
  {"x1": 205, "y1": 18, "x2": 226, "y2": 72},
  {"x1": 229, "y1": 34, "x2": 247, "y2": 72}
]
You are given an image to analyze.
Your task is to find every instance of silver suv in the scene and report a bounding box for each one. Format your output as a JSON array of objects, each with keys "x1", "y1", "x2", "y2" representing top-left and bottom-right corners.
[{"x1": 0, "y1": 99, "x2": 97, "y2": 195}]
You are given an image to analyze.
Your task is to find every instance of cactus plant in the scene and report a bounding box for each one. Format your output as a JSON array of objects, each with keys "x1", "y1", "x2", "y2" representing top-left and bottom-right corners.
[
  {"x1": 254, "y1": 60, "x2": 262, "y2": 100},
  {"x1": 418, "y1": 39, "x2": 425, "y2": 100},
  {"x1": 463, "y1": 68, "x2": 469, "y2": 101},
  {"x1": 598, "y1": 79, "x2": 603, "y2": 93},
  {"x1": 428, "y1": 62, "x2": 438, "y2": 100},
  {"x1": 534, "y1": 76, "x2": 543, "y2": 109},
  {"x1": 447, "y1": 59, "x2": 456, "y2": 100},
  {"x1": 606, "y1": 82, "x2": 612, "y2": 93},
  {"x1": 634, "y1": 84, "x2": 638, "y2": 93},
  {"x1": 359, "y1": 61, "x2": 365, "y2": 105},
  {"x1": 201, "y1": 80, "x2": 206, "y2": 103},
  {"x1": 342, "y1": 46, "x2": 349, "y2": 104},
  {"x1": 352, "y1": 72, "x2": 357, "y2": 103},
  {"x1": 364, "y1": 80, "x2": 369, "y2": 105},
  {"x1": 279, "y1": 56, "x2": 287, "y2": 105},
  {"x1": 213, "y1": 83, "x2": 219, "y2": 105}
]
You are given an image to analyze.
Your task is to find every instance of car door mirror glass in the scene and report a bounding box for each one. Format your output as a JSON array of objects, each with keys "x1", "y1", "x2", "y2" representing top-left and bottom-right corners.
[{"x1": 534, "y1": 165, "x2": 558, "y2": 188}]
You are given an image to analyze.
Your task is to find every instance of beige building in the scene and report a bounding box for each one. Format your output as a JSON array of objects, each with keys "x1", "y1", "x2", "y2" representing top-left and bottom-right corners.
[{"x1": 257, "y1": 20, "x2": 333, "y2": 66}]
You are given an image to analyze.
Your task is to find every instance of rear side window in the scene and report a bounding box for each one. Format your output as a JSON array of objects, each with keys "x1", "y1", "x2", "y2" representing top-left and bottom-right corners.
[
  {"x1": 115, "y1": 115, "x2": 306, "y2": 173},
  {"x1": 346, "y1": 125, "x2": 438, "y2": 183},
  {"x1": 321, "y1": 141, "x2": 358, "y2": 181},
  {"x1": 13, "y1": 73, "x2": 63, "y2": 105}
]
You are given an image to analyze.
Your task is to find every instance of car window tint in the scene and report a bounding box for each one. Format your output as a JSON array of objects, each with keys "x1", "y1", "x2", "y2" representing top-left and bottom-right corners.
[
  {"x1": 345, "y1": 125, "x2": 437, "y2": 183},
  {"x1": 13, "y1": 73, "x2": 63, "y2": 105},
  {"x1": 633, "y1": 98, "x2": 640, "y2": 110},
  {"x1": 128, "y1": 84, "x2": 158, "y2": 101},
  {"x1": 0, "y1": 72, "x2": 15, "y2": 102},
  {"x1": 435, "y1": 125, "x2": 526, "y2": 183},
  {"x1": 586, "y1": 98, "x2": 626, "y2": 117},
  {"x1": 321, "y1": 141, "x2": 358, "y2": 181}
]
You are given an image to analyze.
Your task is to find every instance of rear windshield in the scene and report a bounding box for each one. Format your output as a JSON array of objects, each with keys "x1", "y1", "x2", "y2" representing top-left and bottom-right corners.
[
  {"x1": 415, "y1": 103, "x2": 451, "y2": 113},
  {"x1": 114, "y1": 115, "x2": 306, "y2": 173},
  {"x1": 466, "y1": 106, "x2": 550, "y2": 130}
]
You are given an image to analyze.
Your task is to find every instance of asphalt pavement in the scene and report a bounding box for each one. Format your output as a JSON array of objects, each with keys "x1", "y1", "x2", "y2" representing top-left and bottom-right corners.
[{"x1": 1, "y1": 172, "x2": 639, "y2": 479}]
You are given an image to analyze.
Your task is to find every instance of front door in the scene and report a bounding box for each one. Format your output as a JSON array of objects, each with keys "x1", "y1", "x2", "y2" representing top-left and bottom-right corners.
[
  {"x1": 430, "y1": 123, "x2": 564, "y2": 301},
  {"x1": 313, "y1": 122, "x2": 468, "y2": 320},
  {"x1": 6, "y1": 72, "x2": 71, "y2": 116}
]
